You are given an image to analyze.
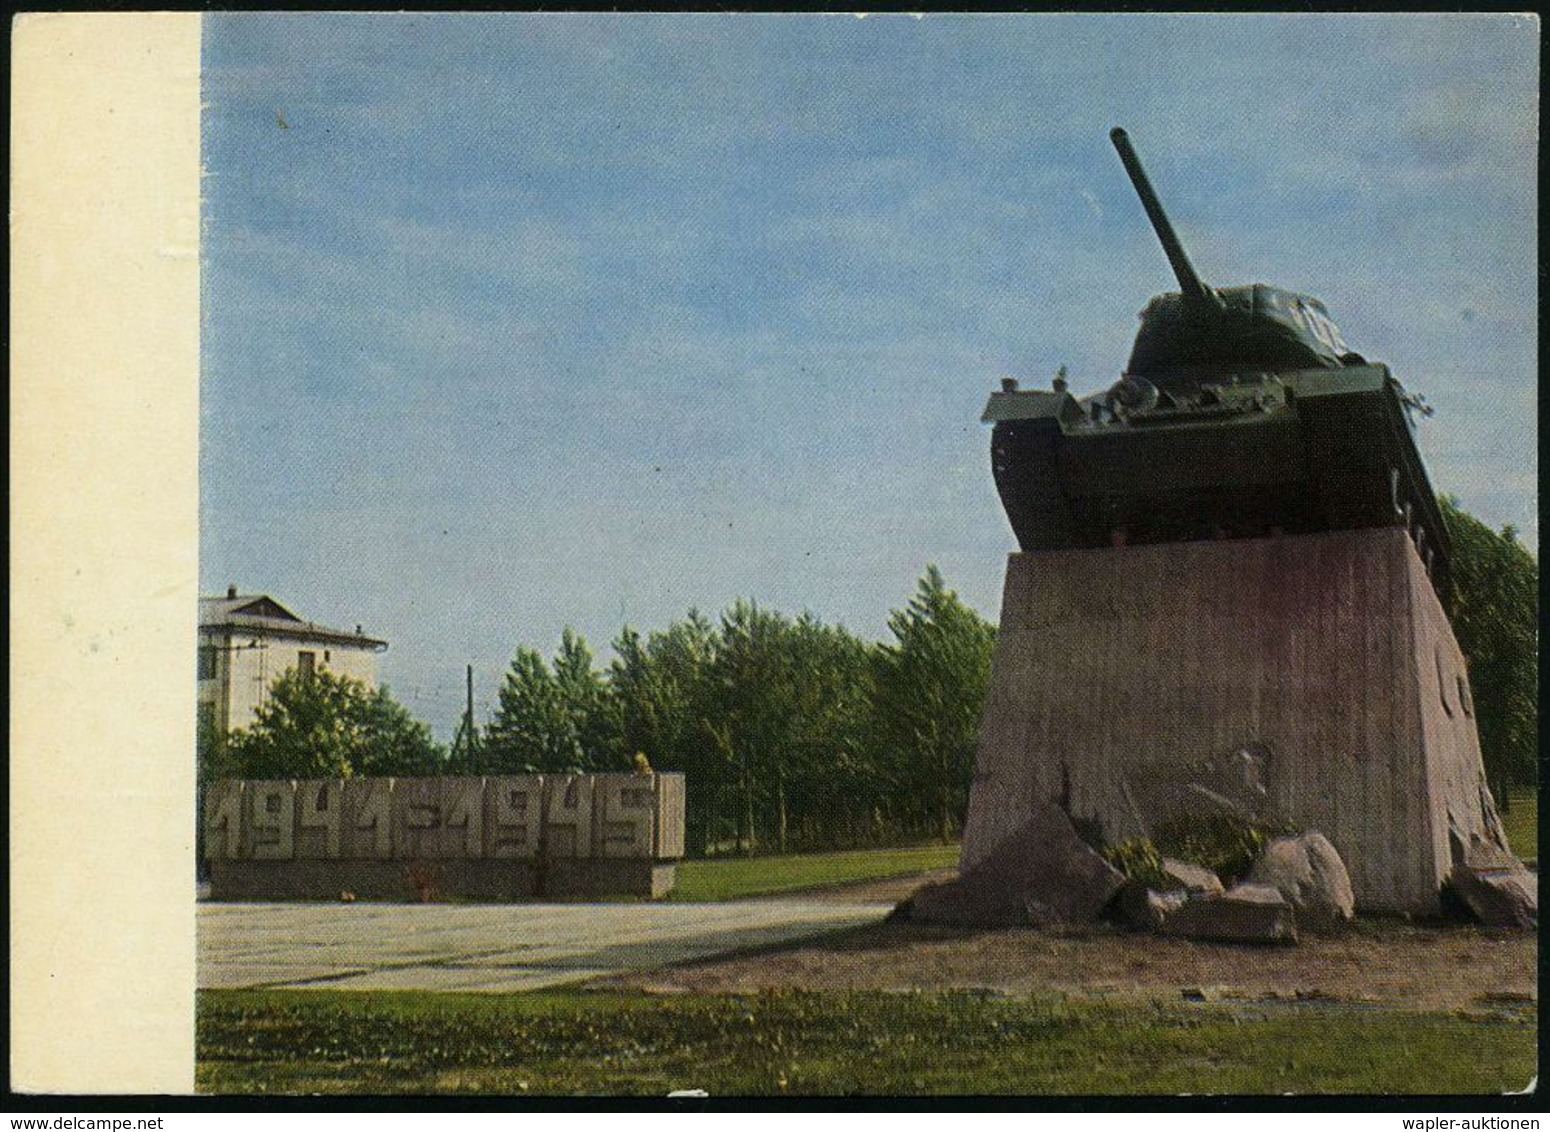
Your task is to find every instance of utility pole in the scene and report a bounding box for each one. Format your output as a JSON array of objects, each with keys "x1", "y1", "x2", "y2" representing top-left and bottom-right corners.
[
  {"x1": 451, "y1": 663, "x2": 479, "y2": 769},
  {"x1": 466, "y1": 663, "x2": 476, "y2": 752}
]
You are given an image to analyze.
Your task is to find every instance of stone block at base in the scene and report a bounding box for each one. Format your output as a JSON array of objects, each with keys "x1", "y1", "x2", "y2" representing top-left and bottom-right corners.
[
  {"x1": 902, "y1": 799, "x2": 1124, "y2": 927},
  {"x1": 1447, "y1": 842, "x2": 1538, "y2": 930},
  {"x1": 1245, "y1": 831, "x2": 1355, "y2": 932},
  {"x1": 544, "y1": 859, "x2": 679, "y2": 900},
  {"x1": 209, "y1": 859, "x2": 677, "y2": 902},
  {"x1": 1161, "y1": 883, "x2": 1298, "y2": 945}
]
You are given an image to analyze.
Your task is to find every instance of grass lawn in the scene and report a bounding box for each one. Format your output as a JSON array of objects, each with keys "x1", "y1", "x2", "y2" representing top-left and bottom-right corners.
[
  {"x1": 669, "y1": 843, "x2": 960, "y2": 902},
  {"x1": 197, "y1": 988, "x2": 1536, "y2": 1096},
  {"x1": 1501, "y1": 788, "x2": 1538, "y2": 861}
]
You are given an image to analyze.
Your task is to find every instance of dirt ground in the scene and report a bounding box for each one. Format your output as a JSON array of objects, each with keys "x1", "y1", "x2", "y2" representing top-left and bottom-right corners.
[{"x1": 604, "y1": 872, "x2": 1538, "y2": 1013}]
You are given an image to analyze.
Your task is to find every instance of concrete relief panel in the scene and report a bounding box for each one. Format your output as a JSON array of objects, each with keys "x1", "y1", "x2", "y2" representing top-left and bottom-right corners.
[
  {"x1": 442, "y1": 777, "x2": 486, "y2": 859},
  {"x1": 209, "y1": 773, "x2": 684, "y2": 900},
  {"x1": 204, "y1": 780, "x2": 243, "y2": 860},
  {"x1": 1118, "y1": 742, "x2": 1279, "y2": 841},
  {"x1": 597, "y1": 775, "x2": 657, "y2": 858},
  {"x1": 486, "y1": 775, "x2": 543, "y2": 859},
  {"x1": 545, "y1": 774, "x2": 594, "y2": 858},
  {"x1": 212, "y1": 772, "x2": 682, "y2": 869},
  {"x1": 246, "y1": 780, "x2": 296, "y2": 860},
  {"x1": 392, "y1": 777, "x2": 487, "y2": 859},
  {"x1": 655, "y1": 773, "x2": 687, "y2": 859},
  {"x1": 393, "y1": 777, "x2": 444, "y2": 859},
  {"x1": 1434, "y1": 646, "x2": 1453, "y2": 717},
  {"x1": 296, "y1": 779, "x2": 344, "y2": 858},
  {"x1": 342, "y1": 777, "x2": 394, "y2": 859}
]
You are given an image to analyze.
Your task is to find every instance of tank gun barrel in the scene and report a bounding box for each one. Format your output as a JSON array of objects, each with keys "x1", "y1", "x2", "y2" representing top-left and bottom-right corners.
[{"x1": 1110, "y1": 127, "x2": 1221, "y2": 311}]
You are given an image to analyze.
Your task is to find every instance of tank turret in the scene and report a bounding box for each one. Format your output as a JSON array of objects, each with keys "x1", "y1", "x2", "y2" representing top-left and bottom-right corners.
[
  {"x1": 1109, "y1": 127, "x2": 1356, "y2": 387},
  {"x1": 983, "y1": 128, "x2": 1451, "y2": 599}
]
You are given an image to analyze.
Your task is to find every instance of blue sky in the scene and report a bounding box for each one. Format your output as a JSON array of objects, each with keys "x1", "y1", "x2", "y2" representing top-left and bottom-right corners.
[{"x1": 201, "y1": 13, "x2": 1538, "y2": 736}]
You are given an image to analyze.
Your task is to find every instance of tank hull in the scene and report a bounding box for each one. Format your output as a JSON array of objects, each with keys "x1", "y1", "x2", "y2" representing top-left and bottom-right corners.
[{"x1": 985, "y1": 364, "x2": 1451, "y2": 600}]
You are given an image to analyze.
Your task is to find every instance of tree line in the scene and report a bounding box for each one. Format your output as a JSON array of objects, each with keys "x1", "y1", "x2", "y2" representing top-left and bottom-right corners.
[
  {"x1": 455, "y1": 565, "x2": 995, "y2": 854},
  {"x1": 1439, "y1": 497, "x2": 1538, "y2": 809}
]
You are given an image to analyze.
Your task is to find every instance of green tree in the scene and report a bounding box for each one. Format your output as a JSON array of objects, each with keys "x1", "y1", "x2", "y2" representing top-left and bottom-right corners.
[
  {"x1": 871, "y1": 565, "x2": 997, "y2": 842},
  {"x1": 552, "y1": 628, "x2": 620, "y2": 770},
  {"x1": 775, "y1": 612, "x2": 876, "y2": 850},
  {"x1": 1442, "y1": 497, "x2": 1538, "y2": 802},
  {"x1": 227, "y1": 668, "x2": 443, "y2": 780},
  {"x1": 357, "y1": 686, "x2": 446, "y2": 777},
  {"x1": 491, "y1": 571, "x2": 993, "y2": 856},
  {"x1": 484, "y1": 646, "x2": 581, "y2": 773},
  {"x1": 702, "y1": 602, "x2": 872, "y2": 854},
  {"x1": 608, "y1": 612, "x2": 726, "y2": 854},
  {"x1": 708, "y1": 600, "x2": 792, "y2": 854}
]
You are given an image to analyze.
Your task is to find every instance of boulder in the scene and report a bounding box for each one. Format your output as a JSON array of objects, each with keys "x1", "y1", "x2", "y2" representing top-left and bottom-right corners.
[
  {"x1": 900, "y1": 799, "x2": 1124, "y2": 927},
  {"x1": 1245, "y1": 831, "x2": 1354, "y2": 932},
  {"x1": 1160, "y1": 882, "x2": 1298, "y2": 944},
  {"x1": 1161, "y1": 858, "x2": 1223, "y2": 896},
  {"x1": 1447, "y1": 841, "x2": 1538, "y2": 930},
  {"x1": 903, "y1": 876, "x2": 1023, "y2": 928},
  {"x1": 1111, "y1": 881, "x2": 1188, "y2": 930}
]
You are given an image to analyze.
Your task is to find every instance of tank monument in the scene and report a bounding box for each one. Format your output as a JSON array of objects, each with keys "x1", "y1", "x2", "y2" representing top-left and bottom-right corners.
[{"x1": 903, "y1": 129, "x2": 1534, "y2": 935}]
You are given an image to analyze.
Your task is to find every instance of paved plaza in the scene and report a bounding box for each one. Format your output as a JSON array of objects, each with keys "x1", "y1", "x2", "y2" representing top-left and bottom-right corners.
[{"x1": 198, "y1": 899, "x2": 890, "y2": 993}]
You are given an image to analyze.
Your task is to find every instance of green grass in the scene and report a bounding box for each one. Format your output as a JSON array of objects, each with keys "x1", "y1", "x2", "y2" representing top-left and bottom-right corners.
[
  {"x1": 197, "y1": 988, "x2": 1536, "y2": 1096},
  {"x1": 668, "y1": 843, "x2": 961, "y2": 902},
  {"x1": 1501, "y1": 788, "x2": 1538, "y2": 861}
]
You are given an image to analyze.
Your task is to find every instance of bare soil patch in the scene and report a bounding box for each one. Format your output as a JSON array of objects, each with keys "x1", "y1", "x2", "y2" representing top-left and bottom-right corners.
[{"x1": 604, "y1": 912, "x2": 1536, "y2": 1013}]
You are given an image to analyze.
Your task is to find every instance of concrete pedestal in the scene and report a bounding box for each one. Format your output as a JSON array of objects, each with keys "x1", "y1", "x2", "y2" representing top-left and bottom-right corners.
[{"x1": 962, "y1": 527, "x2": 1509, "y2": 914}]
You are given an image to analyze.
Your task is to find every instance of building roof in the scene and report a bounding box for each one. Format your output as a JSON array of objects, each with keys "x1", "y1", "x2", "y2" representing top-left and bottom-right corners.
[{"x1": 199, "y1": 589, "x2": 388, "y2": 651}]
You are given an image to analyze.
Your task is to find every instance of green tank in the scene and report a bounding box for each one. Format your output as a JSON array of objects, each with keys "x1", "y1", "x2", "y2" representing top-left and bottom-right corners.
[{"x1": 984, "y1": 127, "x2": 1451, "y2": 596}]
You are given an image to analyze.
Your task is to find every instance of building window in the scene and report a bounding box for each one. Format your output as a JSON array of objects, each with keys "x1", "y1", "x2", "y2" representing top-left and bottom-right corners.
[
  {"x1": 298, "y1": 651, "x2": 316, "y2": 678},
  {"x1": 197, "y1": 645, "x2": 217, "y2": 681}
]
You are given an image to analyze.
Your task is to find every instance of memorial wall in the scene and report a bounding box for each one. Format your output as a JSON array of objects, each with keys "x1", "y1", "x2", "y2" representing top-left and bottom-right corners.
[{"x1": 204, "y1": 772, "x2": 686, "y2": 900}]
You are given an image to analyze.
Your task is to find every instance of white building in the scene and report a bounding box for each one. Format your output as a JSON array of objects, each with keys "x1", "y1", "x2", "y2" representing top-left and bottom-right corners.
[{"x1": 197, "y1": 587, "x2": 388, "y2": 734}]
